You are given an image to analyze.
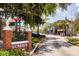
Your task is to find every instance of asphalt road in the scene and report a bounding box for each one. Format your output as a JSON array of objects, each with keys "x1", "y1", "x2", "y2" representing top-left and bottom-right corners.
[{"x1": 33, "y1": 34, "x2": 79, "y2": 56}]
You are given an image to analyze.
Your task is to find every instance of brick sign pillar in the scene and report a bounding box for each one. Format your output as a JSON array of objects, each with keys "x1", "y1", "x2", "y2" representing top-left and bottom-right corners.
[
  {"x1": 25, "y1": 27, "x2": 32, "y2": 52},
  {"x1": 2, "y1": 25, "x2": 12, "y2": 49}
]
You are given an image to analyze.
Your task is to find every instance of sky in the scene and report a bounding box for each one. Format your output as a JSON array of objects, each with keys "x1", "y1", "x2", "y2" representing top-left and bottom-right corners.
[{"x1": 47, "y1": 3, "x2": 79, "y2": 23}]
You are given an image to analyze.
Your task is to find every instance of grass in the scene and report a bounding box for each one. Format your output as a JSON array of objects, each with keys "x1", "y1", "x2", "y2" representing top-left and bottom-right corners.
[{"x1": 65, "y1": 37, "x2": 79, "y2": 44}]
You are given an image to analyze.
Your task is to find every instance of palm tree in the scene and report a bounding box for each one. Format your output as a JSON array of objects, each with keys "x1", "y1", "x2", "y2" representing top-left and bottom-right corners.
[{"x1": 51, "y1": 18, "x2": 70, "y2": 35}]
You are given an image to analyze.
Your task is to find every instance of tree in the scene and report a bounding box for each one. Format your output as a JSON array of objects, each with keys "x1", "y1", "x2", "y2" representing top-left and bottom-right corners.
[
  {"x1": 52, "y1": 19, "x2": 70, "y2": 28},
  {"x1": 74, "y1": 18, "x2": 79, "y2": 33},
  {"x1": 50, "y1": 18, "x2": 71, "y2": 35},
  {"x1": 0, "y1": 3, "x2": 71, "y2": 34},
  {"x1": 73, "y1": 12, "x2": 79, "y2": 34},
  {"x1": 0, "y1": 3, "x2": 70, "y2": 19}
]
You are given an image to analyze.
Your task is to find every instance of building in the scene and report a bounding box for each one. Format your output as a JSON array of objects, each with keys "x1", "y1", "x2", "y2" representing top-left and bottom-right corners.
[{"x1": 50, "y1": 18, "x2": 72, "y2": 36}]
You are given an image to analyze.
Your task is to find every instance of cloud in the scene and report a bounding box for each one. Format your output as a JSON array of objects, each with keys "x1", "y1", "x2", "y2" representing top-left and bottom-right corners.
[
  {"x1": 76, "y1": 3, "x2": 79, "y2": 7},
  {"x1": 63, "y1": 13, "x2": 65, "y2": 16},
  {"x1": 76, "y1": 3, "x2": 79, "y2": 12},
  {"x1": 77, "y1": 8, "x2": 79, "y2": 12}
]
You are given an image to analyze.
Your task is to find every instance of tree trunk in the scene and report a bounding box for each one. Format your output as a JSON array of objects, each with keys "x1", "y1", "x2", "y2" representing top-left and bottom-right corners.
[
  {"x1": 19, "y1": 20, "x2": 21, "y2": 34},
  {"x1": 37, "y1": 24, "x2": 39, "y2": 35},
  {"x1": 0, "y1": 19, "x2": 2, "y2": 40}
]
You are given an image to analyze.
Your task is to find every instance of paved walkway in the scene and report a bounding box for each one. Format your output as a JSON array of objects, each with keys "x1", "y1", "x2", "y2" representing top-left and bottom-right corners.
[{"x1": 33, "y1": 34, "x2": 79, "y2": 56}]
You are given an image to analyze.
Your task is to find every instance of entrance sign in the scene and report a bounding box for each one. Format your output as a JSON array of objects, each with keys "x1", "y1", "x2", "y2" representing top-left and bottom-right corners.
[
  {"x1": 2, "y1": 16, "x2": 32, "y2": 51},
  {"x1": 12, "y1": 41, "x2": 29, "y2": 48}
]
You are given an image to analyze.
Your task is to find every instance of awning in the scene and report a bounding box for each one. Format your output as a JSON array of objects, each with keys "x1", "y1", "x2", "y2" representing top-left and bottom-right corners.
[{"x1": 10, "y1": 17, "x2": 21, "y2": 23}]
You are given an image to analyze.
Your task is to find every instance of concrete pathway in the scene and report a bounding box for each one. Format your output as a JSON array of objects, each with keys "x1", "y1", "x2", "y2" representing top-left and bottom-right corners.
[{"x1": 33, "y1": 34, "x2": 79, "y2": 56}]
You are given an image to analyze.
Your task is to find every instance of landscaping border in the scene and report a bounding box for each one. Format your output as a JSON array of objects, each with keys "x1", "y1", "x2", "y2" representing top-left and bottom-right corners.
[
  {"x1": 65, "y1": 37, "x2": 79, "y2": 47},
  {"x1": 68, "y1": 42, "x2": 79, "y2": 46},
  {"x1": 30, "y1": 37, "x2": 45, "y2": 56}
]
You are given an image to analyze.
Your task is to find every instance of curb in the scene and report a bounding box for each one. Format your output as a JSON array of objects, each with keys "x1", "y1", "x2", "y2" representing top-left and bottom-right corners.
[
  {"x1": 68, "y1": 42, "x2": 79, "y2": 46},
  {"x1": 65, "y1": 37, "x2": 79, "y2": 47},
  {"x1": 29, "y1": 37, "x2": 45, "y2": 56}
]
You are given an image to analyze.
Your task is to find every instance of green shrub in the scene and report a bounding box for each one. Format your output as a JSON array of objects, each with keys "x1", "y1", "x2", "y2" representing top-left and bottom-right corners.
[
  {"x1": 0, "y1": 48, "x2": 29, "y2": 56},
  {"x1": 32, "y1": 37, "x2": 39, "y2": 42},
  {"x1": 32, "y1": 37, "x2": 39, "y2": 48},
  {"x1": 0, "y1": 50, "x2": 9, "y2": 56},
  {"x1": 8, "y1": 48, "x2": 24, "y2": 56},
  {"x1": 12, "y1": 33, "x2": 25, "y2": 42}
]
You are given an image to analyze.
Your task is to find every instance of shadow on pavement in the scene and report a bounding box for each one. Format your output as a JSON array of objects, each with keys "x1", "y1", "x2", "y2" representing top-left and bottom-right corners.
[
  {"x1": 51, "y1": 41, "x2": 72, "y2": 49},
  {"x1": 35, "y1": 37, "x2": 73, "y2": 53}
]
